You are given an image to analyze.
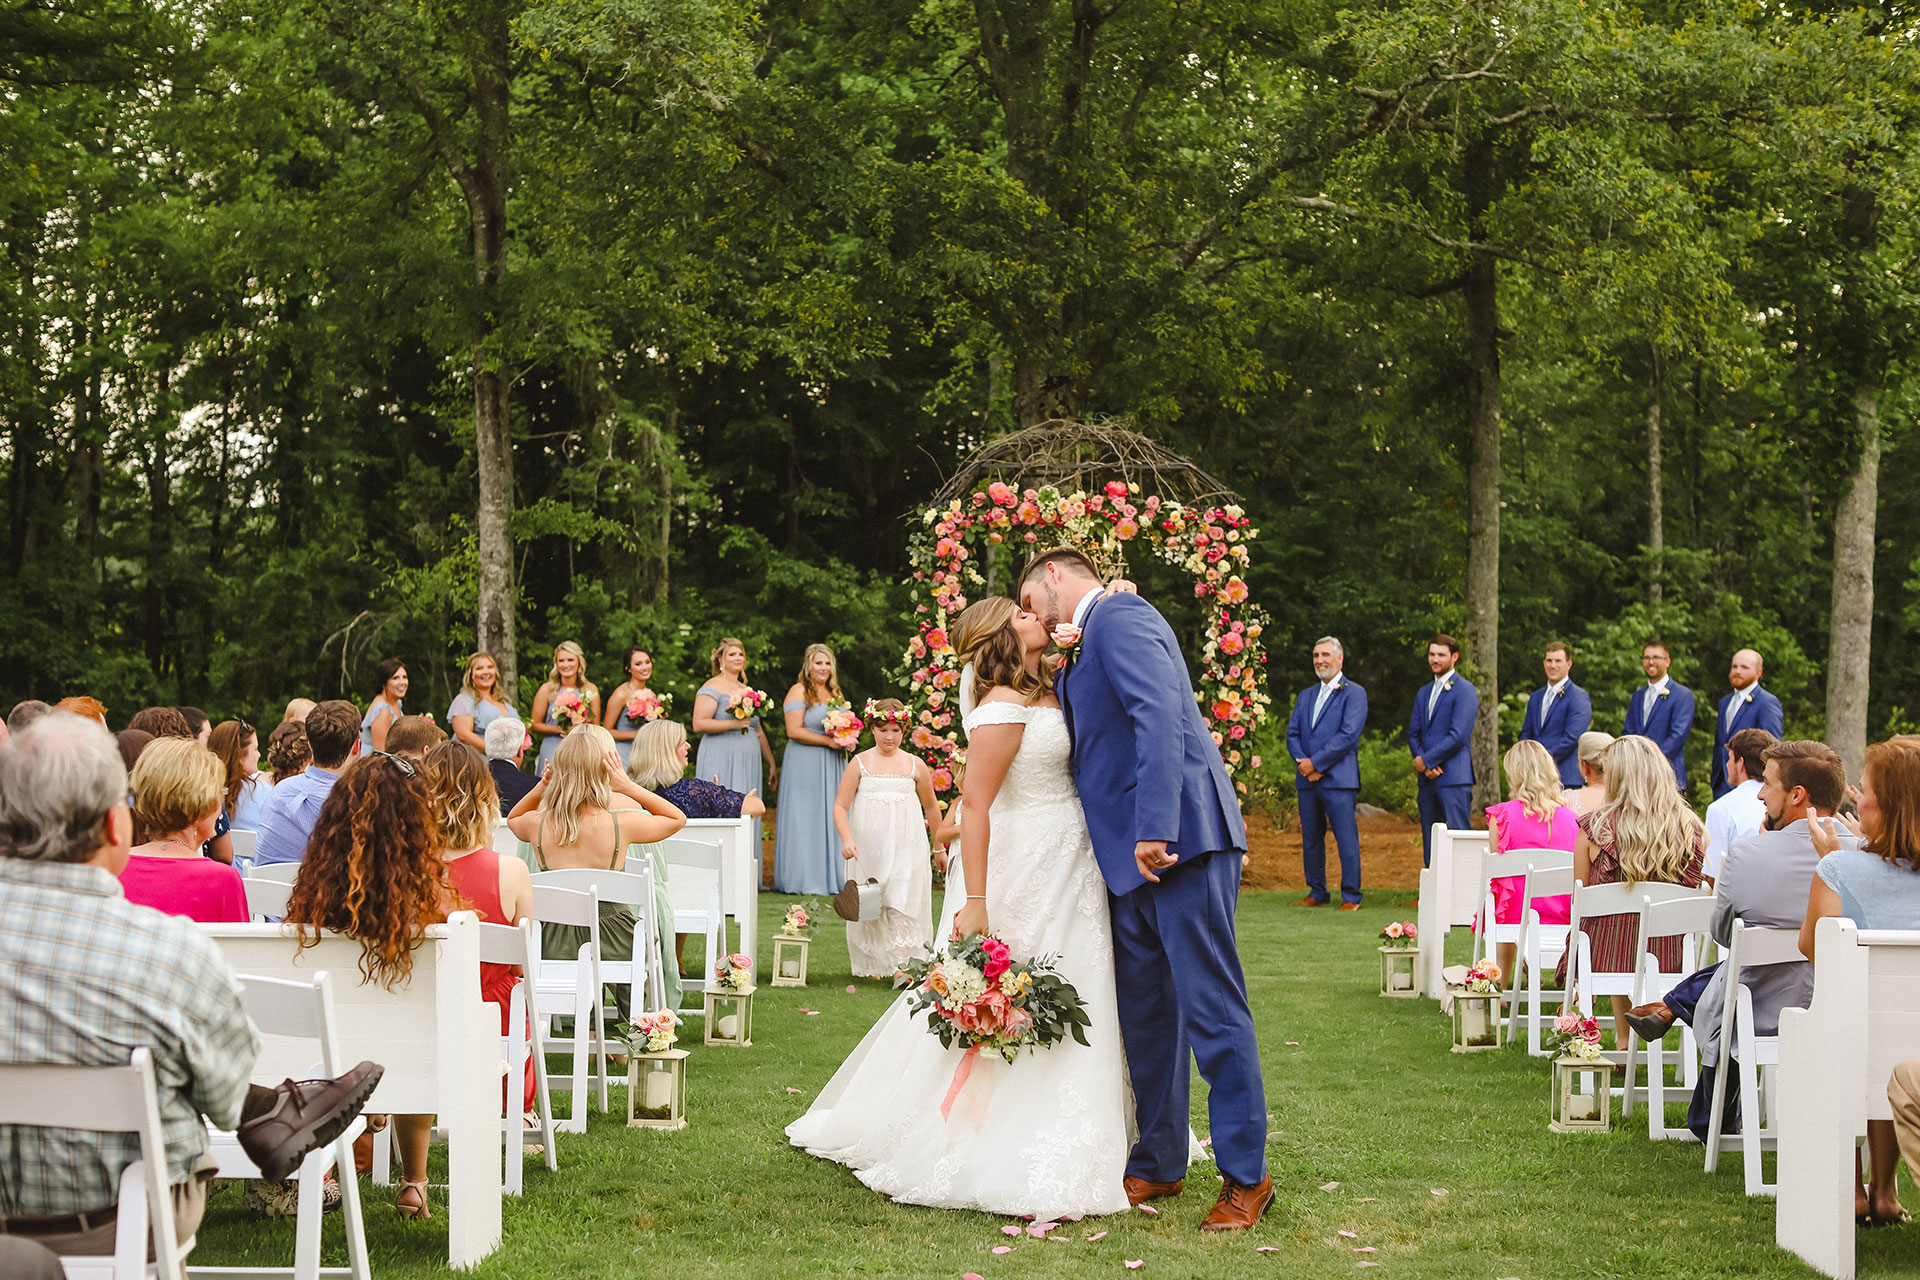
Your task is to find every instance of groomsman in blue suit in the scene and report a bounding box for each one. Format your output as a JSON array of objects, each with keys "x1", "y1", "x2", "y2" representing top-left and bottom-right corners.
[
  {"x1": 1286, "y1": 636, "x2": 1368, "y2": 909},
  {"x1": 1622, "y1": 638, "x2": 1695, "y2": 790},
  {"x1": 1408, "y1": 633, "x2": 1477, "y2": 867},
  {"x1": 1518, "y1": 641, "x2": 1591, "y2": 789},
  {"x1": 1710, "y1": 648, "x2": 1785, "y2": 798}
]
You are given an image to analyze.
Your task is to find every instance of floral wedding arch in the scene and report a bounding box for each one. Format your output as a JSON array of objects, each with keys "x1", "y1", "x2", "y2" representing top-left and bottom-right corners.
[{"x1": 900, "y1": 420, "x2": 1272, "y2": 800}]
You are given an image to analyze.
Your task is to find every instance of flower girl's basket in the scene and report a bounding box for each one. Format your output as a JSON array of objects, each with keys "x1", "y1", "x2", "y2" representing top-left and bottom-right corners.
[{"x1": 833, "y1": 877, "x2": 884, "y2": 922}]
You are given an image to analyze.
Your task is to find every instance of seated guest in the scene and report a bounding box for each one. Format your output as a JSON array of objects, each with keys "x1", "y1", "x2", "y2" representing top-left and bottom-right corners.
[
  {"x1": 266, "y1": 720, "x2": 311, "y2": 784},
  {"x1": 114, "y1": 728, "x2": 155, "y2": 779},
  {"x1": 1565, "y1": 731, "x2": 1615, "y2": 817},
  {"x1": 626, "y1": 718, "x2": 768, "y2": 819},
  {"x1": 421, "y1": 742, "x2": 536, "y2": 1119},
  {"x1": 178, "y1": 707, "x2": 211, "y2": 747},
  {"x1": 1628, "y1": 739, "x2": 1847, "y2": 1139},
  {"x1": 508, "y1": 726, "x2": 686, "y2": 1019},
  {"x1": 1556, "y1": 734, "x2": 1706, "y2": 1045},
  {"x1": 484, "y1": 717, "x2": 537, "y2": 814},
  {"x1": 253, "y1": 699, "x2": 360, "y2": 866},
  {"x1": 8, "y1": 699, "x2": 52, "y2": 734},
  {"x1": 210, "y1": 718, "x2": 274, "y2": 832},
  {"x1": 283, "y1": 697, "x2": 316, "y2": 723},
  {"x1": 1484, "y1": 739, "x2": 1578, "y2": 980},
  {"x1": 128, "y1": 705, "x2": 194, "y2": 739},
  {"x1": 383, "y1": 714, "x2": 447, "y2": 761},
  {"x1": 1804, "y1": 736, "x2": 1920, "y2": 1226},
  {"x1": 54, "y1": 696, "x2": 109, "y2": 726},
  {"x1": 283, "y1": 753, "x2": 451, "y2": 1220},
  {"x1": 1704, "y1": 727, "x2": 1777, "y2": 884},
  {"x1": 122, "y1": 737, "x2": 248, "y2": 923},
  {"x1": 0, "y1": 712, "x2": 381, "y2": 1258}
]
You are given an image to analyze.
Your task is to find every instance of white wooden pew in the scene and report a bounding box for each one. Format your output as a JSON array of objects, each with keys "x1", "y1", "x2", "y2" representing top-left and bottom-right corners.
[
  {"x1": 1776, "y1": 920, "x2": 1920, "y2": 1279},
  {"x1": 1414, "y1": 826, "x2": 1487, "y2": 997},
  {"x1": 682, "y1": 816, "x2": 757, "y2": 960},
  {"x1": 201, "y1": 915, "x2": 502, "y2": 1270}
]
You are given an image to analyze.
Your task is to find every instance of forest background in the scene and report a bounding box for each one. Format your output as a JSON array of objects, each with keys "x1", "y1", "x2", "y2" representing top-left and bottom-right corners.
[{"x1": 4, "y1": 0, "x2": 1918, "y2": 817}]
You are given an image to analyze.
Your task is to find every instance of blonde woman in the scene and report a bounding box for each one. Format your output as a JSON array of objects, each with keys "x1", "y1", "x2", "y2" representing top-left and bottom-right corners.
[
  {"x1": 506, "y1": 725, "x2": 684, "y2": 1018},
  {"x1": 774, "y1": 643, "x2": 850, "y2": 895},
  {"x1": 1484, "y1": 739, "x2": 1579, "y2": 980},
  {"x1": 691, "y1": 636, "x2": 776, "y2": 859},
  {"x1": 529, "y1": 641, "x2": 599, "y2": 774},
  {"x1": 1557, "y1": 734, "x2": 1705, "y2": 1044},
  {"x1": 122, "y1": 738, "x2": 248, "y2": 923},
  {"x1": 1566, "y1": 731, "x2": 1615, "y2": 817},
  {"x1": 448, "y1": 651, "x2": 516, "y2": 753}
]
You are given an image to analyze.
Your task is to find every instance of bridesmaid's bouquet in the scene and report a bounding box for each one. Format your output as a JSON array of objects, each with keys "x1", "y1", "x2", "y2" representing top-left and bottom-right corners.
[
  {"x1": 553, "y1": 688, "x2": 592, "y2": 729},
  {"x1": 730, "y1": 688, "x2": 769, "y2": 722},
  {"x1": 625, "y1": 689, "x2": 673, "y2": 723},
  {"x1": 822, "y1": 701, "x2": 864, "y2": 751}
]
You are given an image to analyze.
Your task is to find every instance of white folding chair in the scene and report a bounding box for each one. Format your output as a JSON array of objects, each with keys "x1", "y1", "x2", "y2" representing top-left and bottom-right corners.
[
  {"x1": 476, "y1": 920, "x2": 557, "y2": 1194},
  {"x1": 193, "y1": 973, "x2": 369, "y2": 1280},
  {"x1": 0, "y1": 1049, "x2": 189, "y2": 1280},
  {"x1": 1472, "y1": 846, "x2": 1569, "y2": 974},
  {"x1": 1628, "y1": 891, "x2": 1717, "y2": 1136},
  {"x1": 527, "y1": 884, "x2": 609, "y2": 1132},
  {"x1": 1566, "y1": 881, "x2": 1701, "y2": 1097},
  {"x1": 655, "y1": 837, "x2": 726, "y2": 1011},
  {"x1": 1705, "y1": 921, "x2": 1806, "y2": 1193},
  {"x1": 243, "y1": 879, "x2": 293, "y2": 923},
  {"x1": 530, "y1": 866, "x2": 662, "y2": 1016},
  {"x1": 246, "y1": 863, "x2": 300, "y2": 885},
  {"x1": 1508, "y1": 860, "x2": 1575, "y2": 1056},
  {"x1": 227, "y1": 830, "x2": 258, "y2": 876}
]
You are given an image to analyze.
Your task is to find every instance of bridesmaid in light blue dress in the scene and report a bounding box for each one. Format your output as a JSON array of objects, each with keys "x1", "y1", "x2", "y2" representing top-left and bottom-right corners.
[
  {"x1": 693, "y1": 636, "x2": 777, "y2": 873},
  {"x1": 773, "y1": 643, "x2": 849, "y2": 895},
  {"x1": 602, "y1": 647, "x2": 658, "y2": 768},
  {"x1": 529, "y1": 641, "x2": 600, "y2": 774}
]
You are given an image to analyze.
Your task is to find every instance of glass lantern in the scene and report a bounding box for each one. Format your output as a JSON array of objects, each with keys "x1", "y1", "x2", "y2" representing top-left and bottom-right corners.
[
  {"x1": 1549, "y1": 1054, "x2": 1613, "y2": 1132},
  {"x1": 1449, "y1": 986, "x2": 1503, "y2": 1052},
  {"x1": 704, "y1": 988, "x2": 755, "y2": 1047},
  {"x1": 1378, "y1": 945, "x2": 1418, "y2": 998},
  {"x1": 626, "y1": 1049, "x2": 689, "y2": 1130},
  {"x1": 771, "y1": 935, "x2": 811, "y2": 988}
]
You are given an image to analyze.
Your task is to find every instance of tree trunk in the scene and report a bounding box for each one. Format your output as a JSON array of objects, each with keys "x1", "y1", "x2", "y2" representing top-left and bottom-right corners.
[
  {"x1": 469, "y1": 10, "x2": 517, "y2": 698},
  {"x1": 1463, "y1": 137, "x2": 1502, "y2": 815},
  {"x1": 1827, "y1": 379, "x2": 1879, "y2": 782},
  {"x1": 1647, "y1": 348, "x2": 1663, "y2": 606}
]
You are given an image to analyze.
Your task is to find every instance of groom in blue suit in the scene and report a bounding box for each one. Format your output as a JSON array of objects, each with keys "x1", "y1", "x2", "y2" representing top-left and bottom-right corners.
[
  {"x1": 1710, "y1": 648, "x2": 1784, "y2": 797},
  {"x1": 1021, "y1": 549, "x2": 1270, "y2": 1231},
  {"x1": 1622, "y1": 639, "x2": 1695, "y2": 791},
  {"x1": 1408, "y1": 633, "x2": 1476, "y2": 867},
  {"x1": 1517, "y1": 640, "x2": 1591, "y2": 789},
  {"x1": 1285, "y1": 636, "x2": 1367, "y2": 908}
]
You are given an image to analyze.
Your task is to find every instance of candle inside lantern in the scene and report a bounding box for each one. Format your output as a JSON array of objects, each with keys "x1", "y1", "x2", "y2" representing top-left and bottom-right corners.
[
  {"x1": 1391, "y1": 969, "x2": 1412, "y2": 990},
  {"x1": 644, "y1": 1067, "x2": 674, "y2": 1110},
  {"x1": 781, "y1": 958, "x2": 800, "y2": 978},
  {"x1": 1464, "y1": 1000, "x2": 1489, "y2": 1040},
  {"x1": 716, "y1": 1014, "x2": 740, "y2": 1040},
  {"x1": 1568, "y1": 1093, "x2": 1597, "y2": 1120}
]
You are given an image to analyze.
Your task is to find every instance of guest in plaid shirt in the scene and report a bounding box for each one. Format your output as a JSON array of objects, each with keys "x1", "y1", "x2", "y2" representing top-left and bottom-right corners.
[{"x1": 0, "y1": 712, "x2": 382, "y2": 1259}]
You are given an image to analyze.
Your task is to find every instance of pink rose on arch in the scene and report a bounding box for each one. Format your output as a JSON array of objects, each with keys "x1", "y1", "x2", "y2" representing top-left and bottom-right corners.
[
  {"x1": 987, "y1": 481, "x2": 1016, "y2": 506},
  {"x1": 1114, "y1": 518, "x2": 1140, "y2": 540},
  {"x1": 1105, "y1": 480, "x2": 1129, "y2": 499},
  {"x1": 1219, "y1": 632, "x2": 1245, "y2": 656},
  {"x1": 932, "y1": 768, "x2": 954, "y2": 791},
  {"x1": 981, "y1": 938, "x2": 1012, "y2": 980},
  {"x1": 1229, "y1": 725, "x2": 1246, "y2": 740}
]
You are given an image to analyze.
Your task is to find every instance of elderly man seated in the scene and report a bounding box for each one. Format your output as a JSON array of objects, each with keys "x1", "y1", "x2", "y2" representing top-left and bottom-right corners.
[
  {"x1": 0, "y1": 712, "x2": 382, "y2": 1259},
  {"x1": 485, "y1": 718, "x2": 537, "y2": 814},
  {"x1": 1626, "y1": 738, "x2": 1851, "y2": 1138}
]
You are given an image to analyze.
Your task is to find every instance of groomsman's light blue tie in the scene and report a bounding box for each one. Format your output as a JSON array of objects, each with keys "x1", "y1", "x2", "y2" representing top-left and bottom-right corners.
[{"x1": 1312, "y1": 682, "x2": 1332, "y2": 726}]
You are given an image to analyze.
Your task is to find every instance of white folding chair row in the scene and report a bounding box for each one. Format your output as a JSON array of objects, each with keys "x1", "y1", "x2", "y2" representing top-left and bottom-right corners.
[
  {"x1": 0, "y1": 1050, "x2": 189, "y2": 1280},
  {"x1": 228, "y1": 829, "x2": 258, "y2": 876},
  {"x1": 1628, "y1": 892, "x2": 1717, "y2": 1137},
  {"x1": 1472, "y1": 846, "x2": 1573, "y2": 974},
  {"x1": 247, "y1": 862, "x2": 300, "y2": 885},
  {"x1": 191, "y1": 972, "x2": 370, "y2": 1280},
  {"x1": 1565, "y1": 881, "x2": 1709, "y2": 1095},
  {"x1": 1704, "y1": 921, "x2": 1806, "y2": 1195},
  {"x1": 655, "y1": 837, "x2": 726, "y2": 1013},
  {"x1": 477, "y1": 920, "x2": 557, "y2": 1194},
  {"x1": 531, "y1": 865, "x2": 663, "y2": 1016},
  {"x1": 1509, "y1": 860, "x2": 1575, "y2": 1056},
  {"x1": 244, "y1": 878, "x2": 293, "y2": 923},
  {"x1": 526, "y1": 883, "x2": 610, "y2": 1133}
]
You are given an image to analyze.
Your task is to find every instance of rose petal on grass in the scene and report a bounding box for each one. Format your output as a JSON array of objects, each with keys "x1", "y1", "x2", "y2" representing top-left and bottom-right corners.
[
  {"x1": 1337, "y1": 1230, "x2": 1357, "y2": 1239},
  {"x1": 1357, "y1": 1262, "x2": 1380, "y2": 1269},
  {"x1": 1124, "y1": 1262, "x2": 1145, "y2": 1270},
  {"x1": 784, "y1": 1087, "x2": 802, "y2": 1094},
  {"x1": 1354, "y1": 1247, "x2": 1376, "y2": 1253},
  {"x1": 1285, "y1": 1041, "x2": 1300, "y2": 1046},
  {"x1": 992, "y1": 1246, "x2": 1013, "y2": 1255},
  {"x1": 1086, "y1": 1231, "x2": 1108, "y2": 1242},
  {"x1": 1137, "y1": 1204, "x2": 1158, "y2": 1216},
  {"x1": 846, "y1": 984, "x2": 857, "y2": 993},
  {"x1": 964, "y1": 1274, "x2": 986, "y2": 1280},
  {"x1": 1357, "y1": 1198, "x2": 1377, "y2": 1203},
  {"x1": 1257, "y1": 1246, "x2": 1280, "y2": 1253},
  {"x1": 804, "y1": 1010, "x2": 821, "y2": 1016},
  {"x1": 1002, "y1": 1225, "x2": 1022, "y2": 1236},
  {"x1": 1028, "y1": 1221, "x2": 1059, "y2": 1238},
  {"x1": 1319, "y1": 1181, "x2": 1340, "y2": 1191},
  {"x1": 1430, "y1": 1188, "x2": 1449, "y2": 1197},
  {"x1": 1200, "y1": 1137, "x2": 1213, "y2": 1147}
]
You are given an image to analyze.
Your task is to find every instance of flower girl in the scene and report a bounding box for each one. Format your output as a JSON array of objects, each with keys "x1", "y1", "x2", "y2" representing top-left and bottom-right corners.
[{"x1": 831, "y1": 698, "x2": 945, "y2": 979}]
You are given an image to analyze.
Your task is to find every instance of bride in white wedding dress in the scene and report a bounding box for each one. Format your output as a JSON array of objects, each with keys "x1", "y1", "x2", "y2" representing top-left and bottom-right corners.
[{"x1": 786, "y1": 597, "x2": 1132, "y2": 1220}]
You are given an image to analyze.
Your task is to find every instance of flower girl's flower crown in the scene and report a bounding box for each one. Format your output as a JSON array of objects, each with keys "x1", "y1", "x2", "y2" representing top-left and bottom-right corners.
[{"x1": 863, "y1": 700, "x2": 913, "y2": 726}]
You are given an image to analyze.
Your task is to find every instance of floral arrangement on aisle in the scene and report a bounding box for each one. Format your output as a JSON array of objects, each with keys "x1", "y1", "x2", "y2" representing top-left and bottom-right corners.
[
  {"x1": 780, "y1": 902, "x2": 815, "y2": 937},
  {"x1": 1550, "y1": 1011, "x2": 1605, "y2": 1060},
  {"x1": 624, "y1": 689, "x2": 672, "y2": 723},
  {"x1": 553, "y1": 688, "x2": 592, "y2": 730},
  {"x1": 903, "y1": 932, "x2": 1092, "y2": 1119},
  {"x1": 1463, "y1": 959, "x2": 1502, "y2": 993},
  {"x1": 1379, "y1": 921, "x2": 1418, "y2": 948},
  {"x1": 619, "y1": 1009, "x2": 681, "y2": 1054},
  {"x1": 822, "y1": 702, "x2": 864, "y2": 751},
  {"x1": 729, "y1": 689, "x2": 769, "y2": 722},
  {"x1": 713, "y1": 953, "x2": 755, "y2": 994},
  {"x1": 903, "y1": 479, "x2": 1270, "y2": 800}
]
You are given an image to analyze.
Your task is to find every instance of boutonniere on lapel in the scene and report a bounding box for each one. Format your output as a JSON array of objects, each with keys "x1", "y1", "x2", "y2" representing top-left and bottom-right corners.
[
  {"x1": 1440, "y1": 678, "x2": 1454, "y2": 694},
  {"x1": 1051, "y1": 623, "x2": 1082, "y2": 666},
  {"x1": 1330, "y1": 677, "x2": 1346, "y2": 692},
  {"x1": 1657, "y1": 687, "x2": 1671, "y2": 701}
]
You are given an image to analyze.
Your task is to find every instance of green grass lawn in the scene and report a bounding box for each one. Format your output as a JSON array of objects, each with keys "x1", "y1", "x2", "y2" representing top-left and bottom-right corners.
[{"x1": 190, "y1": 892, "x2": 1916, "y2": 1278}]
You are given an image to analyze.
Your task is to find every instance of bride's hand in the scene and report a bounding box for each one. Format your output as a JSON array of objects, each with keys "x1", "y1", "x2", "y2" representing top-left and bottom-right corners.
[
  {"x1": 953, "y1": 900, "x2": 988, "y2": 940},
  {"x1": 1102, "y1": 578, "x2": 1137, "y2": 596}
]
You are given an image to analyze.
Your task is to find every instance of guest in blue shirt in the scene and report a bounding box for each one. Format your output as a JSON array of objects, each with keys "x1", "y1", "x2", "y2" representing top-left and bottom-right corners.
[{"x1": 252, "y1": 700, "x2": 361, "y2": 866}]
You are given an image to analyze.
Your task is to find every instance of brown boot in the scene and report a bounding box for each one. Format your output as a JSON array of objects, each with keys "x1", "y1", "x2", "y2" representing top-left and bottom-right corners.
[
  {"x1": 1625, "y1": 1001, "x2": 1675, "y2": 1042},
  {"x1": 237, "y1": 1061, "x2": 384, "y2": 1182},
  {"x1": 1200, "y1": 1175, "x2": 1275, "y2": 1231},
  {"x1": 1123, "y1": 1175, "x2": 1184, "y2": 1206}
]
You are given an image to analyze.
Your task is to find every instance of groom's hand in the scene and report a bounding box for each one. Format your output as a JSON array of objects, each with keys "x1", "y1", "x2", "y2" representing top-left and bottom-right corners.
[{"x1": 1134, "y1": 840, "x2": 1177, "y2": 883}]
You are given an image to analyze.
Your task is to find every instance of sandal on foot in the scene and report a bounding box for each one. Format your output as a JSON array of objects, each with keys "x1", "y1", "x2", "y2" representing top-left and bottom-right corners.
[
  {"x1": 397, "y1": 1178, "x2": 432, "y2": 1221},
  {"x1": 1866, "y1": 1207, "x2": 1912, "y2": 1228}
]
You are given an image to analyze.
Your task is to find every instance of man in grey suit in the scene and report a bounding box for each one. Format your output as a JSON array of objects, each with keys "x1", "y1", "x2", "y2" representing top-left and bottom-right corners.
[{"x1": 1625, "y1": 739, "x2": 1850, "y2": 1138}]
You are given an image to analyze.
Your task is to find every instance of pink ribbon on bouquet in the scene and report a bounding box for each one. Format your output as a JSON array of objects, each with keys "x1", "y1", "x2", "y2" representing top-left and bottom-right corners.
[{"x1": 940, "y1": 1044, "x2": 982, "y2": 1122}]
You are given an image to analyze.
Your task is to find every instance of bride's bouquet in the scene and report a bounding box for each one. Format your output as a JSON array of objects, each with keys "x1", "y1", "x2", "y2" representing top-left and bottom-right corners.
[
  {"x1": 902, "y1": 933, "x2": 1091, "y2": 1119},
  {"x1": 822, "y1": 701, "x2": 864, "y2": 751}
]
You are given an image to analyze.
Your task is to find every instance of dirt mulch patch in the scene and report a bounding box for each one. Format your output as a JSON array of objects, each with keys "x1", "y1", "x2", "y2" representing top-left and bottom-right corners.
[{"x1": 1243, "y1": 812, "x2": 1430, "y2": 895}]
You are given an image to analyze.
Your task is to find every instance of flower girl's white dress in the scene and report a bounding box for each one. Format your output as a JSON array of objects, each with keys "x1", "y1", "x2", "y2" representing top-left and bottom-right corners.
[{"x1": 786, "y1": 702, "x2": 1131, "y2": 1219}]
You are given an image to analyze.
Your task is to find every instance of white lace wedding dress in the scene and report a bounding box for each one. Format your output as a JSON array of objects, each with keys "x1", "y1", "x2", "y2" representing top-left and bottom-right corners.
[{"x1": 785, "y1": 702, "x2": 1132, "y2": 1219}]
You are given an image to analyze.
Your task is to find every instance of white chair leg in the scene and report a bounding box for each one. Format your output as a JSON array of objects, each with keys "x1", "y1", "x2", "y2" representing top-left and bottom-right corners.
[{"x1": 293, "y1": 1152, "x2": 324, "y2": 1280}]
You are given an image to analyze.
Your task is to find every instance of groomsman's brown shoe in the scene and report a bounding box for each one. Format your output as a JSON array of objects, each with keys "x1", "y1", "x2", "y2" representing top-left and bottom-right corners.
[
  {"x1": 1200, "y1": 1175, "x2": 1274, "y2": 1231},
  {"x1": 1289, "y1": 896, "x2": 1328, "y2": 907},
  {"x1": 1124, "y1": 1175, "x2": 1184, "y2": 1206}
]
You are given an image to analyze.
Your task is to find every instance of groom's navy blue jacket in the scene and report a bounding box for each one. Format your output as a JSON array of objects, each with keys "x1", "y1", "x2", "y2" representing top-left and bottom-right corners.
[{"x1": 1057, "y1": 591, "x2": 1246, "y2": 896}]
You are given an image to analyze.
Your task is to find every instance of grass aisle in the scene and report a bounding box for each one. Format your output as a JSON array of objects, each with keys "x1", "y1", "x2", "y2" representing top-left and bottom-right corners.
[{"x1": 193, "y1": 892, "x2": 1904, "y2": 1277}]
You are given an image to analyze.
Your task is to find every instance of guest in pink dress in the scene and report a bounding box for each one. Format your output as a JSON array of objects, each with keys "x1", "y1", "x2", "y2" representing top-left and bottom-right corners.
[
  {"x1": 119, "y1": 738, "x2": 248, "y2": 924},
  {"x1": 1484, "y1": 740, "x2": 1578, "y2": 982}
]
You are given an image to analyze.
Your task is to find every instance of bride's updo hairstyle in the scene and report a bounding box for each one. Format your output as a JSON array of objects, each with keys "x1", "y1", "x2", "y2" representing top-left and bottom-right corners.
[{"x1": 952, "y1": 597, "x2": 1051, "y2": 704}]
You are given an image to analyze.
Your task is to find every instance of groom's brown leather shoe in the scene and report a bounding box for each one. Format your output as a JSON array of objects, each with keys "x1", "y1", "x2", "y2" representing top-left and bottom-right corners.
[
  {"x1": 1200, "y1": 1175, "x2": 1274, "y2": 1231},
  {"x1": 1124, "y1": 1175, "x2": 1183, "y2": 1206}
]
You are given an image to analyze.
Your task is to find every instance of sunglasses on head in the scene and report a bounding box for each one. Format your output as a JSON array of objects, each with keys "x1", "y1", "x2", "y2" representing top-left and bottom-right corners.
[{"x1": 370, "y1": 749, "x2": 417, "y2": 778}]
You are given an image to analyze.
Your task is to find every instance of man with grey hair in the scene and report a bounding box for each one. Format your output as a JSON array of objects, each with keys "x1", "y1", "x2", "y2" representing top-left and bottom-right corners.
[
  {"x1": 1285, "y1": 636, "x2": 1369, "y2": 908},
  {"x1": 484, "y1": 718, "x2": 536, "y2": 813},
  {"x1": 0, "y1": 712, "x2": 382, "y2": 1259}
]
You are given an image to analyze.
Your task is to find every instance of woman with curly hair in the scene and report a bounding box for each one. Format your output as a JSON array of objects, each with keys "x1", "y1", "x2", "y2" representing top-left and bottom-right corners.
[{"x1": 284, "y1": 753, "x2": 458, "y2": 1220}]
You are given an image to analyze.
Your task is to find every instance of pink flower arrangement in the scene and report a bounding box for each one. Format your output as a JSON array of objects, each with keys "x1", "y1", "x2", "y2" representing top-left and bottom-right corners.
[
  {"x1": 619, "y1": 1009, "x2": 680, "y2": 1054},
  {"x1": 1463, "y1": 959, "x2": 1502, "y2": 994},
  {"x1": 780, "y1": 903, "x2": 813, "y2": 937},
  {"x1": 713, "y1": 952, "x2": 755, "y2": 993},
  {"x1": 1379, "y1": 921, "x2": 1418, "y2": 947},
  {"x1": 1551, "y1": 1011, "x2": 1605, "y2": 1060},
  {"x1": 553, "y1": 688, "x2": 591, "y2": 729},
  {"x1": 729, "y1": 689, "x2": 769, "y2": 722},
  {"x1": 624, "y1": 689, "x2": 672, "y2": 723},
  {"x1": 822, "y1": 702, "x2": 864, "y2": 751}
]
